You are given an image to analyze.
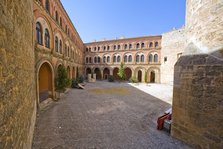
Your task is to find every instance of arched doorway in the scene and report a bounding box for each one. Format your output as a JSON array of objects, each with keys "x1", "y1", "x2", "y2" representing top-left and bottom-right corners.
[
  {"x1": 67, "y1": 66, "x2": 71, "y2": 79},
  {"x1": 38, "y1": 62, "x2": 53, "y2": 103},
  {"x1": 113, "y1": 67, "x2": 119, "y2": 80},
  {"x1": 72, "y1": 67, "x2": 75, "y2": 79},
  {"x1": 94, "y1": 68, "x2": 101, "y2": 80},
  {"x1": 124, "y1": 67, "x2": 132, "y2": 81},
  {"x1": 150, "y1": 71, "x2": 155, "y2": 83},
  {"x1": 138, "y1": 70, "x2": 142, "y2": 82},
  {"x1": 86, "y1": 68, "x2": 91, "y2": 76},
  {"x1": 103, "y1": 68, "x2": 110, "y2": 80}
]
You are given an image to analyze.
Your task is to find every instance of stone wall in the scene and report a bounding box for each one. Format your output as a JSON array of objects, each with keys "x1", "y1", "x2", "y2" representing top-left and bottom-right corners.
[
  {"x1": 185, "y1": 0, "x2": 223, "y2": 54},
  {"x1": 172, "y1": 0, "x2": 223, "y2": 148},
  {"x1": 161, "y1": 28, "x2": 186, "y2": 84},
  {"x1": 0, "y1": 0, "x2": 36, "y2": 148}
]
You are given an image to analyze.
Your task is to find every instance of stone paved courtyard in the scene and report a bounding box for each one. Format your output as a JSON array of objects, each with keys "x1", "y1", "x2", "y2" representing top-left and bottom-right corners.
[{"x1": 32, "y1": 81, "x2": 191, "y2": 149}]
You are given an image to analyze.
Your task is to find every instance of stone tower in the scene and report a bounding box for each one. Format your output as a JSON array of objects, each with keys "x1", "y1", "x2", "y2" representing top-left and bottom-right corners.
[
  {"x1": 172, "y1": 0, "x2": 223, "y2": 148},
  {"x1": 0, "y1": 0, "x2": 36, "y2": 148}
]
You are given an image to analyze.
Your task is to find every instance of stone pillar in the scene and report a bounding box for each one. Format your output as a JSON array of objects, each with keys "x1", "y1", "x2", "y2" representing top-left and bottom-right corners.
[
  {"x1": 171, "y1": 0, "x2": 223, "y2": 148},
  {"x1": 93, "y1": 73, "x2": 96, "y2": 80},
  {"x1": 0, "y1": 1, "x2": 36, "y2": 148},
  {"x1": 88, "y1": 74, "x2": 91, "y2": 82}
]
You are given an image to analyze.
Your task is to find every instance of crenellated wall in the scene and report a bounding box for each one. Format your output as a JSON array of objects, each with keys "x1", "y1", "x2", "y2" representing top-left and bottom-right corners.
[
  {"x1": 0, "y1": 0, "x2": 36, "y2": 148},
  {"x1": 172, "y1": 0, "x2": 223, "y2": 148}
]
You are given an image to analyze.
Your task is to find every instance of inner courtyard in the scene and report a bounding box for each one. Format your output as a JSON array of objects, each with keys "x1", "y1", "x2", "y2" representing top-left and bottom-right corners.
[{"x1": 32, "y1": 81, "x2": 190, "y2": 148}]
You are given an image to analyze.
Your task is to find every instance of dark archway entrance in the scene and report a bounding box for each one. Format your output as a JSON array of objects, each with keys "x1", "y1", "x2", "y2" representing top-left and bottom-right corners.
[
  {"x1": 103, "y1": 68, "x2": 110, "y2": 80},
  {"x1": 39, "y1": 62, "x2": 53, "y2": 103},
  {"x1": 138, "y1": 70, "x2": 142, "y2": 82},
  {"x1": 124, "y1": 67, "x2": 132, "y2": 81},
  {"x1": 72, "y1": 67, "x2": 75, "y2": 79},
  {"x1": 94, "y1": 68, "x2": 101, "y2": 80},
  {"x1": 86, "y1": 68, "x2": 91, "y2": 76},
  {"x1": 113, "y1": 68, "x2": 119, "y2": 80},
  {"x1": 67, "y1": 66, "x2": 71, "y2": 79},
  {"x1": 150, "y1": 71, "x2": 155, "y2": 83}
]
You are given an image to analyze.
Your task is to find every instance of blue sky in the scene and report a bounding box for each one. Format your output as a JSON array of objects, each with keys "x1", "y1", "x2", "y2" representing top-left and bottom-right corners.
[{"x1": 60, "y1": 0, "x2": 186, "y2": 43}]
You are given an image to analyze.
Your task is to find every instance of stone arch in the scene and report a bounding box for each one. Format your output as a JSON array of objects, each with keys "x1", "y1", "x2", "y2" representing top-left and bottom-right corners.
[
  {"x1": 36, "y1": 60, "x2": 55, "y2": 104},
  {"x1": 55, "y1": 60, "x2": 63, "y2": 76},
  {"x1": 72, "y1": 66, "x2": 76, "y2": 79},
  {"x1": 147, "y1": 67, "x2": 160, "y2": 83},
  {"x1": 67, "y1": 65, "x2": 71, "y2": 79},
  {"x1": 86, "y1": 67, "x2": 92, "y2": 76},
  {"x1": 94, "y1": 67, "x2": 102, "y2": 80},
  {"x1": 134, "y1": 67, "x2": 146, "y2": 83},
  {"x1": 113, "y1": 67, "x2": 119, "y2": 80},
  {"x1": 103, "y1": 67, "x2": 110, "y2": 80},
  {"x1": 124, "y1": 67, "x2": 132, "y2": 81}
]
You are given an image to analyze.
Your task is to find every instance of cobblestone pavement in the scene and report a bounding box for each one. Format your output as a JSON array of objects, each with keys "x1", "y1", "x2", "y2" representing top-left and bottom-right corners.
[{"x1": 32, "y1": 81, "x2": 191, "y2": 149}]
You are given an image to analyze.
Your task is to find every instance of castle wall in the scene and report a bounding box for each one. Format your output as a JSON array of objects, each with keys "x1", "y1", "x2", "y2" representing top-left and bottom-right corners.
[
  {"x1": 161, "y1": 28, "x2": 186, "y2": 85},
  {"x1": 172, "y1": 0, "x2": 223, "y2": 148},
  {"x1": 0, "y1": 0, "x2": 36, "y2": 148}
]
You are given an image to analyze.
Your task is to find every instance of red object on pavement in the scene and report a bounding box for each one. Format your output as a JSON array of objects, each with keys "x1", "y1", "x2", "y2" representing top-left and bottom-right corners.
[{"x1": 157, "y1": 113, "x2": 170, "y2": 130}]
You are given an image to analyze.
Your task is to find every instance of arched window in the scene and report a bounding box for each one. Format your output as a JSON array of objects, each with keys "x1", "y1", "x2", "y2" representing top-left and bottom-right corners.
[
  {"x1": 117, "y1": 56, "x2": 121, "y2": 62},
  {"x1": 64, "y1": 44, "x2": 67, "y2": 56},
  {"x1": 141, "y1": 55, "x2": 144, "y2": 62},
  {"x1": 86, "y1": 48, "x2": 88, "y2": 52},
  {"x1": 103, "y1": 56, "x2": 106, "y2": 63},
  {"x1": 107, "y1": 56, "x2": 110, "y2": 62},
  {"x1": 55, "y1": 11, "x2": 58, "y2": 22},
  {"x1": 155, "y1": 42, "x2": 159, "y2": 47},
  {"x1": 154, "y1": 54, "x2": 158, "y2": 62},
  {"x1": 89, "y1": 57, "x2": 92, "y2": 63},
  {"x1": 86, "y1": 57, "x2": 89, "y2": 63},
  {"x1": 107, "y1": 46, "x2": 110, "y2": 50},
  {"x1": 94, "y1": 57, "x2": 97, "y2": 63},
  {"x1": 68, "y1": 47, "x2": 70, "y2": 57},
  {"x1": 55, "y1": 36, "x2": 58, "y2": 52},
  {"x1": 124, "y1": 44, "x2": 128, "y2": 49},
  {"x1": 141, "y1": 43, "x2": 145, "y2": 48},
  {"x1": 136, "y1": 43, "x2": 140, "y2": 49},
  {"x1": 149, "y1": 54, "x2": 153, "y2": 62},
  {"x1": 129, "y1": 44, "x2": 132, "y2": 49},
  {"x1": 59, "y1": 40, "x2": 62, "y2": 54},
  {"x1": 136, "y1": 55, "x2": 140, "y2": 62},
  {"x1": 113, "y1": 56, "x2": 117, "y2": 63},
  {"x1": 60, "y1": 17, "x2": 62, "y2": 27},
  {"x1": 45, "y1": 0, "x2": 50, "y2": 12},
  {"x1": 114, "y1": 45, "x2": 116, "y2": 50},
  {"x1": 98, "y1": 57, "x2": 101, "y2": 63},
  {"x1": 98, "y1": 47, "x2": 100, "y2": 51},
  {"x1": 124, "y1": 55, "x2": 128, "y2": 62},
  {"x1": 118, "y1": 45, "x2": 121, "y2": 50},
  {"x1": 149, "y1": 42, "x2": 153, "y2": 47},
  {"x1": 36, "y1": 22, "x2": 42, "y2": 45},
  {"x1": 45, "y1": 29, "x2": 50, "y2": 48},
  {"x1": 128, "y1": 55, "x2": 132, "y2": 62},
  {"x1": 94, "y1": 47, "x2": 97, "y2": 51}
]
